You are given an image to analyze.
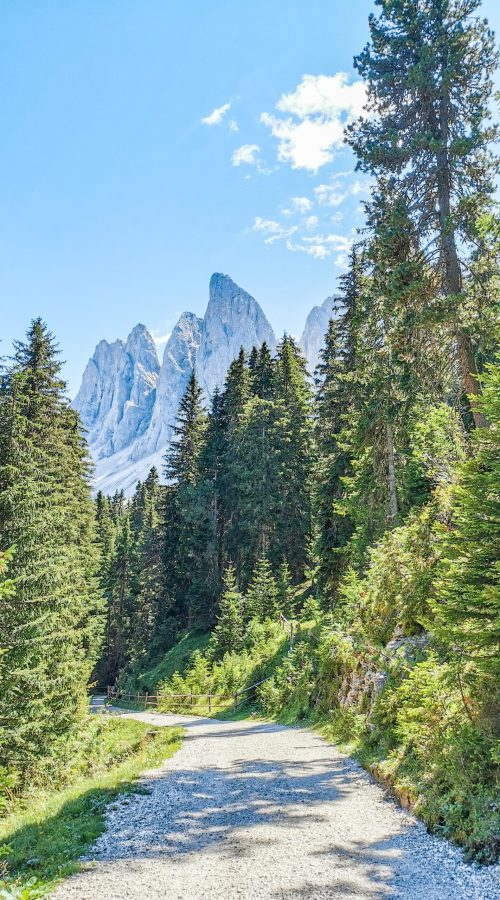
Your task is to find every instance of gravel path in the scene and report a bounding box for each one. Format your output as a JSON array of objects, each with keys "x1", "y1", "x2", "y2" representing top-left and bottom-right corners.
[{"x1": 53, "y1": 708, "x2": 500, "y2": 900}]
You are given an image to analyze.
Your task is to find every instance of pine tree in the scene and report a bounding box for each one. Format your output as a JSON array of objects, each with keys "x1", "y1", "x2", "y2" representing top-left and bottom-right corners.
[
  {"x1": 210, "y1": 565, "x2": 244, "y2": 658},
  {"x1": 130, "y1": 467, "x2": 164, "y2": 666},
  {"x1": 105, "y1": 512, "x2": 136, "y2": 683},
  {"x1": 348, "y1": 0, "x2": 499, "y2": 425},
  {"x1": 433, "y1": 358, "x2": 500, "y2": 690},
  {"x1": 0, "y1": 319, "x2": 104, "y2": 779},
  {"x1": 277, "y1": 560, "x2": 294, "y2": 618},
  {"x1": 250, "y1": 342, "x2": 275, "y2": 399},
  {"x1": 165, "y1": 369, "x2": 206, "y2": 486},
  {"x1": 219, "y1": 350, "x2": 252, "y2": 579},
  {"x1": 314, "y1": 320, "x2": 353, "y2": 597},
  {"x1": 94, "y1": 491, "x2": 118, "y2": 686},
  {"x1": 245, "y1": 556, "x2": 279, "y2": 621},
  {"x1": 229, "y1": 395, "x2": 280, "y2": 581},
  {"x1": 162, "y1": 370, "x2": 211, "y2": 628},
  {"x1": 198, "y1": 389, "x2": 226, "y2": 610},
  {"x1": 272, "y1": 336, "x2": 314, "y2": 581}
]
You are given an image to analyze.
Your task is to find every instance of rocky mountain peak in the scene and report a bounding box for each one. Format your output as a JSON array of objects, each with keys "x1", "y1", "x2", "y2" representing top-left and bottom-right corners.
[
  {"x1": 300, "y1": 295, "x2": 337, "y2": 375},
  {"x1": 75, "y1": 273, "x2": 332, "y2": 496},
  {"x1": 199, "y1": 273, "x2": 276, "y2": 395}
]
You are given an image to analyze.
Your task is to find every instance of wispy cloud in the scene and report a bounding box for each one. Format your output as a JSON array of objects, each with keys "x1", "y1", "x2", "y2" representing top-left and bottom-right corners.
[
  {"x1": 202, "y1": 102, "x2": 232, "y2": 126},
  {"x1": 253, "y1": 217, "x2": 298, "y2": 244},
  {"x1": 261, "y1": 73, "x2": 366, "y2": 171},
  {"x1": 229, "y1": 119, "x2": 239, "y2": 133},
  {"x1": 232, "y1": 144, "x2": 261, "y2": 166},
  {"x1": 151, "y1": 330, "x2": 172, "y2": 349},
  {"x1": 287, "y1": 232, "x2": 353, "y2": 264},
  {"x1": 315, "y1": 174, "x2": 371, "y2": 207},
  {"x1": 291, "y1": 196, "x2": 313, "y2": 213}
]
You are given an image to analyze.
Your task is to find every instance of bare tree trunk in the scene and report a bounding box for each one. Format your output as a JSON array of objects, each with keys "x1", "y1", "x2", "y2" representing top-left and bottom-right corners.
[{"x1": 386, "y1": 421, "x2": 398, "y2": 525}]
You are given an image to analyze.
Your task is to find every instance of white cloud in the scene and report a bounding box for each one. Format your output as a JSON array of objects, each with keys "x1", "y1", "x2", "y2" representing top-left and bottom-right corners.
[
  {"x1": 276, "y1": 73, "x2": 366, "y2": 119},
  {"x1": 229, "y1": 119, "x2": 239, "y2": 133},
  {"x1": 287, "y1": 232, "x2": 353, "y2": 261},
  {"x1": 253, "y1": 217, "x2": 298, "y2": 244},
  {"x1": 261, "y1": 73, "x2": 367, "y2": 171},
  {"x1": 232, "y1": 144, "x2": 261, "y2": 166},
  {"x1": 314, "y1": 183, "x2": 348, "y2": 207},
  {"x1": 260, "y1": 112, "x2": 344, "y2": 171},
  {"x1": 253, "y1": 210, "x2": 352, "y2": 262},
  {"x1": 314, "y1": 175, "x2": 371, "y2": 208},
  {"x1": 202, "y1": 102, "x2": 231, "y2": 126},
  {"x1": 151, "y1": 330, "x2": 171, "y2": 349},
  {"x1": 291, "y1": 196, "x2": 313, "y2": 213}
]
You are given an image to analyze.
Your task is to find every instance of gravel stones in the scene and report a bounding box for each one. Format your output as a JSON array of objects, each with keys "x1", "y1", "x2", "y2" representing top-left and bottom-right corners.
[{"x1": 53, "y1": 710, "x2": 500, "y2": 900}]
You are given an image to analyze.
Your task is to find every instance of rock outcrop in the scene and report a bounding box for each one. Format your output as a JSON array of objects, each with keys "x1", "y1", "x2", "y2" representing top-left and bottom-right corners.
[
  {"x1": 74, "y1": 324, "x2": 160, "y2": 462},
  {"x1": 197, "y1": 273, "x2": 276, "y2": 396},
  {"x1": 300, "y1": 295, "x2": 337, "y2": 375},
  {"x1": 74, "y1": 274, "x2": 277, "y2": 495}
]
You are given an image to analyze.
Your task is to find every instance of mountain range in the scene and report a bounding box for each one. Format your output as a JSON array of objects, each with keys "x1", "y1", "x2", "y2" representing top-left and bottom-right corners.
[{"x1": 74, "y1": 273, "x2": 336, "y2": 496}]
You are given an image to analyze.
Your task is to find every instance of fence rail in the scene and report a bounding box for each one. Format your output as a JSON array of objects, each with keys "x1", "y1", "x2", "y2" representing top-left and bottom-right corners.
[
  {"x1": 107, "y1": 609, "x2": 298, "y2": 715},
  {"x1": 107, "y1": 678, "x2": 270, "y2": 714}
]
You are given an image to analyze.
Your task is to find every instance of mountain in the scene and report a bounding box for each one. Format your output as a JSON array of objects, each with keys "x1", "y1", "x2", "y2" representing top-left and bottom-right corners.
[
  {"x1": 75, "y1": 274, "x2": 277, "y2": 496},
  {"x1": 299, "y1": 295, "x2": 337, "y2": 376},
  {"x1": 198, "y1": 273, "x2": 276, "y2": 396},
  {"x1": 75, "y1": 274, "x2": 337, "y2": 496},
  {"x1": 74, "y1": 324, "x2": 160, "y2": 462}
]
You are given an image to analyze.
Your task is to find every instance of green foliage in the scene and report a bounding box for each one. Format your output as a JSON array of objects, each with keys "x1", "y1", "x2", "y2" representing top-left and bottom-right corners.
[
  {"x1": 209, "y1": 566, "x2": 245, "y2": 659},
  {"x1": 0, "y1": 718, "x2": 182, "y2": 896},
  {"x1": 158, "y1": 618, "x2": 288, "y2": 715},
  {"x1": 0, "y1": 319, "x2": 104, "y2": 786},
  {"x1": 121, "y1": 629, "x2": 211, "y2": 694},
  {"x1": 245, "y1": 556, "x2": 279, "y2": 621},
  {"x1": 348, "y1": 0, "x2": 499, "y2": 418},
  {"x1": 433, "y1": 360, "x2": 500, "y2": 708}
]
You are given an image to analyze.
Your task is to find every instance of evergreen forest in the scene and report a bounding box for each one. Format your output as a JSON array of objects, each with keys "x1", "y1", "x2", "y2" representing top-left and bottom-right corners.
[{"x1": 1, "y1": 0, "x2": 499, "y2": 882}]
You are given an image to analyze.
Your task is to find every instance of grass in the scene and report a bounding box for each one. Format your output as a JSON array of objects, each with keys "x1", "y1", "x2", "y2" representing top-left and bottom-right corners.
[
  {"x1": 0, "y1": 716, "x2": 183, "y2": 898},
  {"x1": 156, "y1": 625, "x2": 293, "y2": 719},
  {"x1": 122, "y1": 629, "x2": 211, "y2": 694}
]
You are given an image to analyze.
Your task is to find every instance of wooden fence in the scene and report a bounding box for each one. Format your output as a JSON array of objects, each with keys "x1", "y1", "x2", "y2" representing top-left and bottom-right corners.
[
  {"x1": 106, "y1": 608, "x2": 297, "y2": 714},
  {"x1": 107, "y1": 677, "x2": 271, "y2": 714}
]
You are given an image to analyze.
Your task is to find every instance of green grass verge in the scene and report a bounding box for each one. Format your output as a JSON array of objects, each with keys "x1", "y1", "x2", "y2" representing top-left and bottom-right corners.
[{"x1": 0, "y1": 717, "x2": 183, "y2": 898}]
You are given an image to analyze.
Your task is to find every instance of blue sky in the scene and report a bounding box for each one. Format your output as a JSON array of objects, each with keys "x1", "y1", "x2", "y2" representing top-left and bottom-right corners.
[{"x1": 1, "y1": 0, "x2": 499, "y2": 395}]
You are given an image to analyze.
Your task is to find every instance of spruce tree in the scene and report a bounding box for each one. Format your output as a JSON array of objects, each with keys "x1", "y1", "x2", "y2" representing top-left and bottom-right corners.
[
  {"x1": 245, "y1": 556, "x2": 279, "y2": 621},
  {"x1": 0, "y1": 319, "x2": 104, "y2": 779},
  {"x1": 130, "y1": 467, "x2": 164, "y2": 666},
  {"x1": 162, "y1": 370, "x2": 210, "y2": 628},
  {"x1": 314, "y1": 319, "x2": 354, "y2": 597},
  {"x1": 433, "y1": 358, "x2": 500, "y2": 690},
  {"x1": 348, "y1": 0, "x2": 499, "y2": 424},
  {"x1": 273, "y1": 335, "x2": 314, "y2": 581},
  {"x1": 165, "y1": 369, "x2": 206, "y2": 486},
  {"x1": 210, "y1": 565, "x2": 244, "y2": 658},
  {"x1": 250, "y1": 342, "x2": 275, "y2": 399},
  {"x1": 277, "y1": 560, "x2": 294, "y2": 618}
]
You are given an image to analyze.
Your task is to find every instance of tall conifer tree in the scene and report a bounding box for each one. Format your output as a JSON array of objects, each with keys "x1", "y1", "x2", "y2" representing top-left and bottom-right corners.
[
  {"x1": 348, "y1": 0, "x2": 499, "y2": 424},
  {"x1": 0, "y1": 320, "x2": 103, "y2": 778}
]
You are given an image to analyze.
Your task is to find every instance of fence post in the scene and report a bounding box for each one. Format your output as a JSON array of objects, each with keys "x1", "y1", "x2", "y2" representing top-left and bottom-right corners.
[
  {"x1": 290, "y1": 623, "x2": 294, "y2": 652},
  {"x1": 190, "y1": 691, "x2": 193, "y2": 707},
  {"x1": 208, "y1": 692, "x2": 211, "y2": 713},
  {"x1": 233, "y1": 691, "x2": 238, "y2": 713},
  {"x1": 145, "y1": 692, "x2": 148, "y2": 708}
]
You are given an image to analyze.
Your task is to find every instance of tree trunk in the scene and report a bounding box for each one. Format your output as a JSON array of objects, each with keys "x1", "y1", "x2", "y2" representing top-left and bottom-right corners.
[
  {"x1": 386, "y1": 421, "x2": 398, "y2": 525},
  {"x1": 436, "y1": 98, "x2": 485, "y2": 428}
]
